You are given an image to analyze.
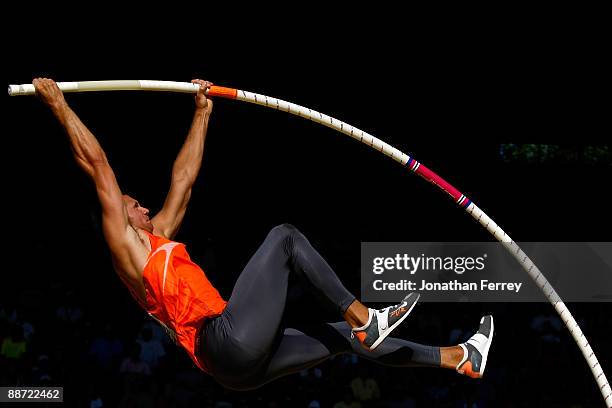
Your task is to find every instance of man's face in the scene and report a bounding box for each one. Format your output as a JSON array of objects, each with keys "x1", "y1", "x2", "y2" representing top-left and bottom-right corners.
[{"x1": 122, "y1": 195, "x2": 153, "y2": 232}]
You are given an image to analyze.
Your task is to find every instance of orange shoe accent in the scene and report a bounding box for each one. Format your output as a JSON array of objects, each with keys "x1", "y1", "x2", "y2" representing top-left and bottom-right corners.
[
  {"x1": 459, "y1": 361, "x2": 481, "y2": 379},
  {"x1": 207, "y1": 86, "x2": 238, "y2": 99},
  {"x1": 390, "y1": 307, "x2": 406, "y2": 318},
  {"x1": 354, "y1": 331, "x2": 367, "y2": 344}
]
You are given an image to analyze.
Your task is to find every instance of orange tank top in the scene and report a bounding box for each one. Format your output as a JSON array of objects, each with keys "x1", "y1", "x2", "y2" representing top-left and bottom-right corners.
[{"x1": 132, "y1": 231, "x2": 227, "y2": 372}]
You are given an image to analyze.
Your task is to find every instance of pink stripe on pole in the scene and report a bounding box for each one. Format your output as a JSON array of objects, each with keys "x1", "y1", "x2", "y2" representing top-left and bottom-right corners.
[{"x1": 415, "y1": 164, "x2": 464, "y2": 202}]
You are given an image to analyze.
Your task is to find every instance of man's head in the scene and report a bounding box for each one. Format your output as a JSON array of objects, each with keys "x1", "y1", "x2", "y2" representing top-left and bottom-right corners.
[{"x1": 122, "y1": 195, "x2": 154, "y2": 232}]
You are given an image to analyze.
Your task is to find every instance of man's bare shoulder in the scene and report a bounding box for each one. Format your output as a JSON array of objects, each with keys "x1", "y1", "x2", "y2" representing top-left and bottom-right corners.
[
  {"x1": 107, "y1": 228, "x2": 151, "y2": 274},
  {"x1": 106, "y1": 227, "x2": 151, "y2": 302}
]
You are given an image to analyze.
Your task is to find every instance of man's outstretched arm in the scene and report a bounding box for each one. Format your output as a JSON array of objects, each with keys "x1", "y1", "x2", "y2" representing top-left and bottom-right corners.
[
  {"x1": 33, "y1": 78, "x2": 130, "y2": 251},
  {"x1": 152, "y1": 79, "x2": 213, "y2": 239}
]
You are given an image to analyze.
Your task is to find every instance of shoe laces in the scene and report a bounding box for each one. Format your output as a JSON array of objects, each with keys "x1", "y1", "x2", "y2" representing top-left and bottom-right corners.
[{"x1": 378, "y1": 305, "x2": 393, "y2": 314}]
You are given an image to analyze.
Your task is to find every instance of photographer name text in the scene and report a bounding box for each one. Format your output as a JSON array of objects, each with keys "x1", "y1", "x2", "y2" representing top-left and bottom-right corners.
[{"x1": 372, "y1": 279, "x2": 523, "y2": 293}]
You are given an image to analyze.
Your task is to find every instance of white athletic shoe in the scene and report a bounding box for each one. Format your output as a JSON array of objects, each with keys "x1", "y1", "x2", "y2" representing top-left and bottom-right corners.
[
  {"x1": 351, "y1": 292, "x2": 420, "y2": 351},
  {"x1": 456, "y1": 315, "x2": 494, "y2": 379}
]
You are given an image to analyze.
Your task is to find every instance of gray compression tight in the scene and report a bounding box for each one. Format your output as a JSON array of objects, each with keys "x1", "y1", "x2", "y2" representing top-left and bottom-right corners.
[{"x1": 198, "y1": 224, "x2": 441, "y2": 390}]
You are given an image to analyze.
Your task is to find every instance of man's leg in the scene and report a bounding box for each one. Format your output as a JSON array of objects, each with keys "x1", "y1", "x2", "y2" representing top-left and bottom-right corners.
[
  {"x1": 221, "y1": 224, "x2": 358, "y2": 355},
  {"x1": 255, "y1": 322, "x2": 465, "y2": 388},
  {"x1": 202, "y1": 224, "x2": 421, "y2": 388}
]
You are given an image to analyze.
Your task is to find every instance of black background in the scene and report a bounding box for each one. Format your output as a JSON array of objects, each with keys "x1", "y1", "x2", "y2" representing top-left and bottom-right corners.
[{"x1": 3, "y1": 9, "x2": 611, "y2": 407}]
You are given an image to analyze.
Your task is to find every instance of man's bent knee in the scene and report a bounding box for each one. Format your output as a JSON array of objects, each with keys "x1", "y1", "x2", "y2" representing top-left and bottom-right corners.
[
  {"x1": 265, "y1": 224, "x2": 304, "y2": 252},
  {"x1": 269, "y1": 223, "x2": 298, "y2": 237}
]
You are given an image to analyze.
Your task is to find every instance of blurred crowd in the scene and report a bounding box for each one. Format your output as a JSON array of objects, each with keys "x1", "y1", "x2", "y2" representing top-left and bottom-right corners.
[{"x1": 2, "y1": 278, "x2": 610, "y2": 407}]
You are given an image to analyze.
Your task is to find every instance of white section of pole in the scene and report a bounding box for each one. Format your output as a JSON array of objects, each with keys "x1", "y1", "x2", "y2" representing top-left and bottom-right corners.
[{"x1": 8, "y1": 80, "x2": 200, "y2": 96}]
